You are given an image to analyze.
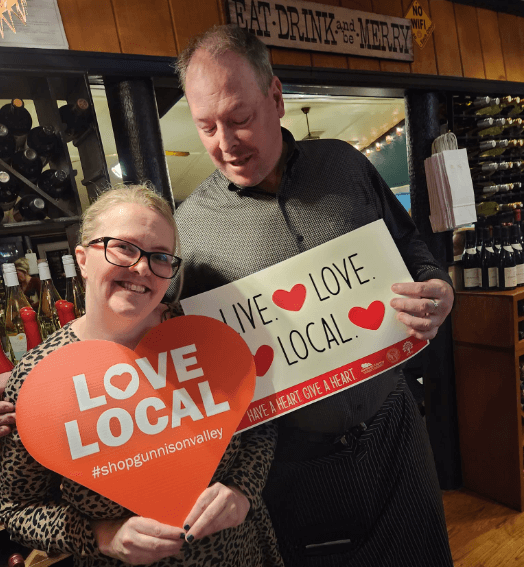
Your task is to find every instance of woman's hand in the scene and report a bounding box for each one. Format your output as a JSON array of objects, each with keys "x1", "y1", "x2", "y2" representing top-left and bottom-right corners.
[
  {"x1": 184, "y1": 483, "x2": 250, "y2": 543},
  {"x1": 91, "y1": 516, "x2": 185, "y2": 565}
]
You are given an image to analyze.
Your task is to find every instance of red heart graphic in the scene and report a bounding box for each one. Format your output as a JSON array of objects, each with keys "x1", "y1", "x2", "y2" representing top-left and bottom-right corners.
[
  {"x1": 272, "y1": 284, "x2": 307, "y2": 311},
  {"x1": 253, "y1": 345, "x2": 274, "y2": 377},
  {"x1": 348, "y1": 301, "x2": 385, "y2": 331},
  {"x1": 16, "y1": 315, "x2": 255, "y2": 527}
]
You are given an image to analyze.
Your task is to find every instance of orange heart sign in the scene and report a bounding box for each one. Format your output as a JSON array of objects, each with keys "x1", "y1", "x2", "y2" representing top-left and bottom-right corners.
[{"x1": 16, "y1": 315, "x2": 256, "y2": 527}]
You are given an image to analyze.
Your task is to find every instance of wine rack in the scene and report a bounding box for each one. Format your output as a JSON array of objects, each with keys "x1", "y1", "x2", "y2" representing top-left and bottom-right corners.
[
  {"x1": 0, "y1": 73, "x2": 109, "y2": 250},
  {"x1": 450, "y1": 94, "x2": 524, "y2": 226},
  {"x1": 452, "y1": 288, "x2": 524, "y2": 511}
]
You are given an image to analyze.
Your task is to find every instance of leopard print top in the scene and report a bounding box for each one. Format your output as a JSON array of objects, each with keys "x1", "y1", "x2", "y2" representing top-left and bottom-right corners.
[{"x1": 0, "y1": 324, "x2": 284, "y2": 567}]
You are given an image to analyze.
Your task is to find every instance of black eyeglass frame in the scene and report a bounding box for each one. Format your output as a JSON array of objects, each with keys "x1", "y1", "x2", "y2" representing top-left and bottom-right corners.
[{"x1": 86, "y1": 236, "x2": 182, "y2": 279}]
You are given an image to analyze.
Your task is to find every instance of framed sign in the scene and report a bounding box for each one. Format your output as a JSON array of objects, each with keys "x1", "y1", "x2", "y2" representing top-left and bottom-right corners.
[{"x1": 227, "y1": 0, "x2": 413, "y2": 61}]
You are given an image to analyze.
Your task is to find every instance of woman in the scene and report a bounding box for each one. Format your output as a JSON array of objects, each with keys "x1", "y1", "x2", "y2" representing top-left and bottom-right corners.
[{"x1": 0, "y1": 185, "x2": 283, "y2": 567}]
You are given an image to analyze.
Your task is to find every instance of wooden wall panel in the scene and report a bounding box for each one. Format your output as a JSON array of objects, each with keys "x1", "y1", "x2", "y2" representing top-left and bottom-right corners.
[
  {"x1": 453, "y1": 3, "x2": 485, "y2": 79},
  {"x1": 169, "y1": 0, "x2": 222, "y2": 54},
  {"x1": 372, "y1": 0, "x2": 411, "y2": 74},
  {"x1": 498, "y1": 12, "x2": 524, "y2": 84},
  {"x1": 56, "y1": 0, "x2": 121, "y2": 53},
  {"x1": 400, "y1": 0, "x2": 437, "y2": 75},
  {"x1": 340, "y1": 0, "x2": 380, "y2": 71},
  {"x1": 429, "y1": 0, "x2": 462, "y2": 77},
  {"x1": 111, "y1": 0, "x2": 177, "y2": 56},
  {"x1": 270, "y1": 49, "x2": 313, "y2": 67},
  {"x1": 477, "y1": 7, "x2": 506, "y2": 81}
]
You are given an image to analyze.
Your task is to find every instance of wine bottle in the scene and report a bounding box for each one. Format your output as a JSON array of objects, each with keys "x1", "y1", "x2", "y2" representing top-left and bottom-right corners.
[
  {"x1": 476, "y1": 201, "x2": 500, "y2": 217},
  {"x1": 7, "y1": 553, "x2": 26, "y2": 567},
  {"x1": 0, "y1": 99, "x2": 32, "y2": 138},
  {"x1": 480, "y1": 228, "x2": 498, "y2": 290},
  {"x1": 0, "y1": 171, "x2": 18, "y2": 211},
  {"x1": 462, "y1": 230, "x2": 479, "y2": 290},
  {"x1": 498, "y1": 225, "x2": 517, "y2": 290},
  {"x1": 37, "y1": 169, "x2": 69, "y2": 199},
  {"x1": 511, "y1": 224, "x2": 524, "y2": 287},
  {"x1": 454, "y1": 96, "x2": 499, "y2": 114},
  {"x1": 59, "y1": 98, "x2": 90, "y2": 140},
  {"x1": 26, "y1": 125, "x2": 61, "y2": 162},
  {"x1": 4, "y1": 263, "x2": 35, "y2": 363},
  {"x1": 55, "y1": 299, "x2": 77, "y2": 326},
  {"x1": 62, "y1": 254, "x2": 85, "y2": 318},
  {"x1": 11, "y1": 148, "x2": 43, "y2": 182},
  {"x1": 0, "y1": 124, "x2": 15, "y2": 162},
  {"x1": 454, "y1": 116, "x2": 494, "y2": 135},
  {"x1": 471, "y1": 162, "x2": 500, "y2": 177},
  {"x1": 13, "y1": 196, "x2": 47, "y2": 222},
  {"x1": 37, "y1": 261, "x2": 61, "y2": 340}
]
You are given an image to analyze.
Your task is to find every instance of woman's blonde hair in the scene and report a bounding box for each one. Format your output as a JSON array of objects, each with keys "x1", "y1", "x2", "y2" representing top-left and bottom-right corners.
[{"x1": 78, "y1": 183, "x2": 184, "y2": 315}]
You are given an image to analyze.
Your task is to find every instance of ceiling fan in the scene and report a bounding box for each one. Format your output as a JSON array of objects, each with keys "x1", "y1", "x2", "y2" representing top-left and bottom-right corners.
[{"x1": 301, "y1": 107, "x2": 325, "y2": 140}]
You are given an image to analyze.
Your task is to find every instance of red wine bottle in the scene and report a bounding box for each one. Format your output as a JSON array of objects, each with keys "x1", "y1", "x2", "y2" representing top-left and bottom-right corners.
[
  {"x1": 13, "y1": 196, "x2": 47, "y2": 222},
  {"x1": 511, "y1": 224, "x2": 524, "y2": 287},
  {"x1": 59, "y1": 98, "x2": 90, "y2": 139},
  {"x1": 26, "y1": 125, "x2": 61, "y2": 162},
  {"x1": 462, "y1": 230, "x2": 479, "y2": 290},
  {"x1": 499, "y1": 225, "x2": 517, "y2": 290},
  {"x1": 0, "y1": 99, "x2": 32, "y2": 138},
  {"x1": 0, "y1": 123, "x2": 15, "y2": 162},
  {"x1": 0, "y1": 171, "x2": 19, "y2": 211},
  {"x1": 11, "y1": 148, "x2": 43, "y2": 182},
  {"x1": 37, "y1": 169, "x2": 69, "y2": 199}
]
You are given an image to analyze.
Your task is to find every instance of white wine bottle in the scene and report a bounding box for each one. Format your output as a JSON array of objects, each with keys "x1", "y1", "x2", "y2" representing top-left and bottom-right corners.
[
  {"x1": 37, "y1": 261, "x2": 61, "y2": 340},
  {"x1": 62, "y1": 254, "x2": 85, "y2": 318},
  {"x1": 4, "y1": 263, "x2": 36, "y2": 363}
]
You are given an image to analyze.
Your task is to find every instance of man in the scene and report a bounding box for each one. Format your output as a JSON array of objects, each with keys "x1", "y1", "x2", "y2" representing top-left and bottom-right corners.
[{"x1": 171, "y1": 24, "x2": 454, "y2": 566}]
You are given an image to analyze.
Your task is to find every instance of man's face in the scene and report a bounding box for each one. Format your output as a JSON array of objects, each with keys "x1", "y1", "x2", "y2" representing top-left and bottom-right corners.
[{"x1": 185, "y1": 49, "x2": 285, "y2": 188}]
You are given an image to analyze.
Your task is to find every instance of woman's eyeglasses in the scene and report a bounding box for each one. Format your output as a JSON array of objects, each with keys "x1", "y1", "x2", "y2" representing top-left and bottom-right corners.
[{"x1": 86, "y1": 237, "x2": 182, "y2": 279}]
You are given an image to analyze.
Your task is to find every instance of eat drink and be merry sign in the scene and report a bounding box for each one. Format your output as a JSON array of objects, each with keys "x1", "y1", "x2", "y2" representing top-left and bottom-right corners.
[{"x1": 181, "y1": 219, "x2": 428, "y2": 432}]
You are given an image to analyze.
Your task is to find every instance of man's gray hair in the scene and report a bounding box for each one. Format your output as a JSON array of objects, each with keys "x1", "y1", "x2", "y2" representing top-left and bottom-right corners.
[{"x1": 175, "y1": 24, "x2": 274, "y2": 94}]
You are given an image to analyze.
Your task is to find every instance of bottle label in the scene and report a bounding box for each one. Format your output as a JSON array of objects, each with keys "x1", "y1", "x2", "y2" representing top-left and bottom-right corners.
[
  {"x1": 513, "y1": 243, "x2": 523, "y2": 251},
  {"x1": 466, "y1": 247, "x2": 477, "y2": 254},
  {"x1": 8, "y1": 333, "x2": 27, "y2": 362},
  {"x1": 517, "y1": 264, "x2": 524, "y2": 285},
  {"x1": 503, "y1": 246, "x2": 514, "y2": 252},
  {"x1": 486, "y1": 246, "x2": 495, "y2": 253},
  {"x1": 464, "y1": 268, "x2": 479, "y2": 288},
  {"x1": 504, "y1": 266, "x2": 517, "y2": 288},
  {"x1": 488, "y1": 267, "x2": 497, "y2": 288}
]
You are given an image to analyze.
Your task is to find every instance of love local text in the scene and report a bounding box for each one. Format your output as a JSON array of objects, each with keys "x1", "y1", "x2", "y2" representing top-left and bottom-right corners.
[{"x1": 65, "y1": 345, "x2": 230, "y2": 460}]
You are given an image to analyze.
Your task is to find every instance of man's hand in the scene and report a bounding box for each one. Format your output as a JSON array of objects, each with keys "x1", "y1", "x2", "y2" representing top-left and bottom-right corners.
[
  {"x1": 0, "y1": 371, "x2": 14, "y2": 438},
  {"x1": 183, "y1": 483, "x2": 250, "y2": 543},
  {"x1": 92, "y1": 516, "x2": 185, "y2": 565},
  {"x1": 390, "y1": 279, "x2": 454, "y2": 341}
]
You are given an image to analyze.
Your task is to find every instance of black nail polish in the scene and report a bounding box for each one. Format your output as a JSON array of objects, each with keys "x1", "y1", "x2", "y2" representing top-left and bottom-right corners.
[
  {"x1": 184, "y1": 524, "x2": 190, "y2": 531},
  {"x1": 180, "y1": 533, "x2": 185, "y2": 540},
  {"x1": 186, "y1": 534, "x2": 194, "y2": 543}
]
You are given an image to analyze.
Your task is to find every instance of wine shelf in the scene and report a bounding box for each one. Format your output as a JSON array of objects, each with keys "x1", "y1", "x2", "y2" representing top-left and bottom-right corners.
[{"x1": 453, "y1": 288, "x2": 524, "y2": 511}]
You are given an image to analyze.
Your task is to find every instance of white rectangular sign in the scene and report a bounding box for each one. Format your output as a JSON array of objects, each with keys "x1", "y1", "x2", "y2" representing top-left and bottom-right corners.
[
  {"x1": 228, "y1": 0, "x2": 413, "y2": 61},
  {"x1": 0, "y1": 0, "x2": 69, "y2": 50},
  {"x1": 181, "y1": 220, "x2": 427, "y2": 432}
]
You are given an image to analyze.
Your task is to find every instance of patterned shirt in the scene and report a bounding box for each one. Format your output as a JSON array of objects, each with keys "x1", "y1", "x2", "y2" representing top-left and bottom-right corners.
[{"x1": 172, "y1": 128, "x2": 450, "y2": 433}]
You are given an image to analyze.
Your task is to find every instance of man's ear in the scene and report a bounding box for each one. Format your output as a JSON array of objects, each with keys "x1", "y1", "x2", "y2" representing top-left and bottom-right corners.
[
  {"x1": 270, "y1": 76, "x2": 285, "y2": 119},
  {"x1": 75, "y1": 245, "x2": 88, "y2": 280}
]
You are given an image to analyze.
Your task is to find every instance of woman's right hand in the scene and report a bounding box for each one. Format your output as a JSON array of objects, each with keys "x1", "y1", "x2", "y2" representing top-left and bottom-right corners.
[{"x1": 91, "y1": 516, "x2": 185, "y2": 565}]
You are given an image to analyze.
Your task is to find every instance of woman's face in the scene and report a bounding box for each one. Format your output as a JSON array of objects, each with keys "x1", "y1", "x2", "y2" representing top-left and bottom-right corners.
[{"x1": 76, "y1": 203, "x2": 175, "y2": 323}]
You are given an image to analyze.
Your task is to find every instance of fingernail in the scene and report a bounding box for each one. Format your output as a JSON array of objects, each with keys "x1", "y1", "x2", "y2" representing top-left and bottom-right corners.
[
  {"x1": 184, "y1": 524, "x2": 190, "y2": 531},
  {"x1": 180, "y1": 533, "x2": 185, "y2": 540},
  {"x1": 186, "y1": 534, "x2": 194, "y2": 543}
]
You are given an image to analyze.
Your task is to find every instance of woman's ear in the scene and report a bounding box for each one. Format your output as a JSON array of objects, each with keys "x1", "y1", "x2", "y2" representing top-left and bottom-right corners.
[{"x1": 75, "y1": 246, "x2": 88, "y2": 280}]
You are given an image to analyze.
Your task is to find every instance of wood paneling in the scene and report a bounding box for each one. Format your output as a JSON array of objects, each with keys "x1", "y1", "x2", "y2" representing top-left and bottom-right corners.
[
  {"x1": 430, "y1": 0, "x2": 463, "y2": 77},
  {"x1": 111, "y1": 0, "x2": 177, "y2": 56},
  {"x1": 400, "y1": 0, "x2": 437, "y2": 75},
  {"x1": 56, "y1": 0, "x2": 121, "y2": 53},
  {"x1": 476, "y1": 7, "x2": 506, "y2": 81},
  {"x1": 453, "y1": 4, "x2": 485, "y2": 79},
  {"x1": 309, "y1": 0, "x2": 349, "y2": 69},
  {"x1": 169, "y1": 0, "x2": 222, "y2": 54},
  {"x1": 498, "y1": 12, "x2": 524, "y2": 83},
  {"x1": 270, "y1": 48, "x2": 313, "y2": 67},
  {"x1": 372, "y1": 0, "x2": 411, "y2": 74}
]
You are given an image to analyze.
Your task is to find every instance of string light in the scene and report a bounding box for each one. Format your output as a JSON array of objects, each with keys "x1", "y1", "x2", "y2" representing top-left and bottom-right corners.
[
  {"x1": 396, "y1": 126, "x2": 404, "y2": 136},
  {"x1": 375, "y1": 142, "x2": 382, "y2": 152},
  {"x1": 360, "y1": 120, "x2": 406, "y2": 156},
  {"x1": 386, "y1": 135, "x2": 393, "y2": 144}
]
